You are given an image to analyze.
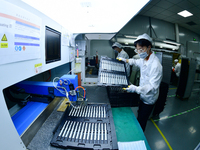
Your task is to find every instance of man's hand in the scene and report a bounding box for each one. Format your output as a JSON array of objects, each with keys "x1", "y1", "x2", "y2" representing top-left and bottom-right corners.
[
  {"x1": 123, "y1": 85, "x2": 137, "y2": 93},
  {"x1": 117, "y1": 57, "x2": 126, "y2": 62}
]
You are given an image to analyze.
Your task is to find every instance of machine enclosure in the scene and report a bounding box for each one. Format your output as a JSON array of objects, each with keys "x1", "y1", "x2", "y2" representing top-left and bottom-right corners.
[{"x1": 16, "y1": 75, "x2": 78, "y2": 101}]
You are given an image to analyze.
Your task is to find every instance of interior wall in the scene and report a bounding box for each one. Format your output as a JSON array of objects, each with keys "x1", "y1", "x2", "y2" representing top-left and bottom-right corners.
[
  {"x1": 151, "y1": 17, "x2": 175, "y2": 40},
  {"x1": 90, "y1": 40, "x2": 114, "y2": 59},
  {"x1": 179, "y1": 26, "x2": 200, "y2": 48},
  {"x1": 119, "y1": 15, "x2": 175, "y2": 40},
  {"x1": 119, "y1": 15, "x2": 149, "y2": 36}
]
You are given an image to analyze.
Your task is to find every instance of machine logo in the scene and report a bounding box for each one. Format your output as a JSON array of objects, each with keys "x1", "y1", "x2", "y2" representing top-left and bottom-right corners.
[
  {"x1": 23, "y1": 46, "x2": 26, "y2": 51},
  {"x1": 19, "y1": 46, "x2": 22, "y2": 51},
  {"x1": 15, "y1": 46, "x2": 18, "y2": 51},
  {"x1": 15, "y1": 46, "x2": 22, "y2": 51}
]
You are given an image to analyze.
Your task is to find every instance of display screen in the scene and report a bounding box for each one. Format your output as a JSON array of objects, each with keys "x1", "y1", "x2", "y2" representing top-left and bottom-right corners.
[{"x1": 45, "y1": 26, "x2": 61, "y2": 64}]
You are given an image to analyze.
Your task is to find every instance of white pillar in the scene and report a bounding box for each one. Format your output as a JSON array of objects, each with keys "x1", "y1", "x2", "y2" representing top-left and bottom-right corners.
[{"x1": 175, "y1": 23, "x2": 179, "y2": 43}]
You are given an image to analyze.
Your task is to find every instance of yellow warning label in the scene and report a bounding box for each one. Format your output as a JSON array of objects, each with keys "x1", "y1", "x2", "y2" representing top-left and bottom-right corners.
[
  {"x1": 34, "y1": 63, "x2": 42, "y2": 68},
  {"x1": 1, "y1": 43, "x2": 8, "y2": 48},
  {"x1": 1, "y1": 34, "x2": 7, "y2": 41}
]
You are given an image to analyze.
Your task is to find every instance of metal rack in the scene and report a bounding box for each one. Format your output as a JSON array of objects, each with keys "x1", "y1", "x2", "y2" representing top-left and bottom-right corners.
[
  {"x1": 97, "y1": 56, "x2": 129, "y2": 87},
  {"x1": 56, "y1": 121, "x2": 108, "y2": 144},
  {"x1": 68, "y1": 105, "x2": 107, "y2": 118},
  {"x1": 50, "y1": 104, "x2": 117, "y2": 149}
]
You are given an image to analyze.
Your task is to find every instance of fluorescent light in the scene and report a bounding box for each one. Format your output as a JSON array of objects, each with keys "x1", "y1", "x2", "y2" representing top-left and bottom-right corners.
[
  {"x1": 177, "y1": 10, "x2": 193, "y2": 17},
  {"x1": 179, "y1": 33, "x2": 185, "y2": 36},
  {"x1": 155, "y1": 42, "x2": 179, "y2": 50},
  {"x1": 85, "y1": 33, "x2": 115, "y2": 40},
  {"x1": 21, "y1": 0, "x2": 150, "y2": 33},
  {"x1": 163, "y1": 40, "x2": 181, "y2": 46},
  {"x1": 112, "y1": 37, "x2": 136, "y2": 44},
  {"x1": 124, "y1": 35, "x2": 138, "y2": 39}
]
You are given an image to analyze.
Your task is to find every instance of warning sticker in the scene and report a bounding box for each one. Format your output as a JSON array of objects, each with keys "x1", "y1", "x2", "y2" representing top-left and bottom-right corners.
[
  {"x1": 35, "y1": 63, "x2": 42, "y2": 74},
  {"x1": 1, "y1": 43, "x2": 8, "y2": 48},
  {"x1": 1, "y1": 34, "x2": 7, "y2": 41}
]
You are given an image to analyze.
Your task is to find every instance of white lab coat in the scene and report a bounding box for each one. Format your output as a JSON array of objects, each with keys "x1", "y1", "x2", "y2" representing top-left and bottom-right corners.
[
  {"x1": 174, "y1": 63, "x2": 181, "y2": 77},
  {"x1": 117, "y1": 49, "x2": 130, "y2": 77},
  {"x1": 128, "y1": 52, "x2": 163, "y2": 104}
]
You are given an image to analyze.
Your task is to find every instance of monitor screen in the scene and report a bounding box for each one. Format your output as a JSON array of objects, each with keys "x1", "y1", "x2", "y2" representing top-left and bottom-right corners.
[{"x1": 45, "y1": 26, "x2": 61, "y2": 64}]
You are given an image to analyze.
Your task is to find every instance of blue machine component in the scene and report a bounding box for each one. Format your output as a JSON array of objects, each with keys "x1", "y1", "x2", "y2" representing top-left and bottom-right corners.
[
  {"x1": 15, "y1": 75, "x2": 78, "y2": 101},
  {"x1": 11, "y1": 101, "x2": 48, "y2": 136},
  {"x1": 12, "y1": 75, "x2": 78, "y2": 138},
  {"x1": 58, "y1": 75, "x2": 78, "y2": 101}
]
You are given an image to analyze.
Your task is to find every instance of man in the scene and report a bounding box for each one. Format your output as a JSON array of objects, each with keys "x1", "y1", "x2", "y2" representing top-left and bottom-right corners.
[
  {"x1": 112, "y1": 42, "x2": 130, "y2": 77},
  {"x1": 118, "y1": 33, "x2": 163, "y2": 131},
  {"x1": 172, "y1": 59, "x2": 181, "y2": 77}
]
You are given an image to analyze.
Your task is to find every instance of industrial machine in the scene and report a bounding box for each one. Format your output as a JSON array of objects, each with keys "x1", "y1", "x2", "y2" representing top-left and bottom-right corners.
[
  {"x1": 4, "y1": 75, "x2": 82, "y2": 142},
  {"x1": 5, "y1": 73, "x2": 118, "y2": 150},
  {"x1": 176, "y1": 57, "x2": 197, "y2": 99},
  {"x1": 15, "y1": 75, "x2": 80, "y2": 102}
]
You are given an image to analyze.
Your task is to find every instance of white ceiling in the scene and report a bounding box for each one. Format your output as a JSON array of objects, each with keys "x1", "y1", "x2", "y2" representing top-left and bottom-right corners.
[
  {"x1": 138, "y1": 0, "x2": 200, "y2": 35},
  {"x1": 21, "y1": 0, "x2": 150, "y2": 34}
]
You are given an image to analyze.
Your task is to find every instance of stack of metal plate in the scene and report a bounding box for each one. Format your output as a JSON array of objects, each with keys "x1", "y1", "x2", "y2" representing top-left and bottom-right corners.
[
  {"x1": 98, "y1": 56, "x2": 129, "y2": 87},
  {"x1": 50, "y1": 104, "x2": 117, "y2": 149}
]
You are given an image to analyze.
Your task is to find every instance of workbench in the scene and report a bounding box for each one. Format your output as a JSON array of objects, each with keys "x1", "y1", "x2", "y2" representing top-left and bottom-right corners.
[
  {"x1": 27, "y1": 86, "x2": 150, "y2": 150},
  {"x1": 112, "y1": 107, "x2": 151, "y2": 150}
]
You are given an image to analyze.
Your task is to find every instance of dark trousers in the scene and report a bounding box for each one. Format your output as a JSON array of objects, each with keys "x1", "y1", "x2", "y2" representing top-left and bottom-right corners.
[{"x1": 137, "y1": 100, "x2": 154, "y2": 132}]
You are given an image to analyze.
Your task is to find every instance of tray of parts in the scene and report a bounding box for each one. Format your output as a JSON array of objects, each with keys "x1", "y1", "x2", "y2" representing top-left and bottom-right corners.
[
  {"x1": 97, "y1": 56, "x2": 129, "y2": 87},
  {"x1": 50, "y1": 103, "x2": 118, "y2": 150}
]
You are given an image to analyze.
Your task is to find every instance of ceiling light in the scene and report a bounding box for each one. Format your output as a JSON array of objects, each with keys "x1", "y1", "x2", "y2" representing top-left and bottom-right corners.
[
  {"x1": 155, "y1": 42, "x2": 179, "y2": 50},
  {"x1": 177, "y1": 10, "x2": 193, "y2": 18},
  {"x1": 179, "y1": 33, "x2": 185, "y2": 36},
  {"x1": 85, "y1": 34, "x2": 115, "y2": 40},
  {"x1": 163, "y1": 40, "x2": 181, "y2": 46},
  {"x1": 124, "y1": 35, "x2": 138, "y2": 39}
]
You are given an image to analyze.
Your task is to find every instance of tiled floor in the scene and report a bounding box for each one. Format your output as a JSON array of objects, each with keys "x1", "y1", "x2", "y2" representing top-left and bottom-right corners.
[{"x1": 131, "y1": 84, "x2": 200, "y2": 150}]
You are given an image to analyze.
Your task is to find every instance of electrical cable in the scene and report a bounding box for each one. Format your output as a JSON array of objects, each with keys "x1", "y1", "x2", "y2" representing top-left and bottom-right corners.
[
  {"x1": 53, "y1": 77, "x2": 67, "y2": 95},
  {"x1": 53, "y1": 77, "x2": 80, "y2": 109},
  {"x1": 75, "y1": 86, "x2": 86, "y2": 98},
  {"x1": 3, "y1": 87, "x2": 29, "y2": 104},
  {"x1": 77, "y1": 89, "x2": 84, "y2": 98},
  {"x1": 46, "y1": 70, "x2": 51, "y2": 81},
  {"x1": 67, "y1": 68, "x2": 76, "y2": 75}
]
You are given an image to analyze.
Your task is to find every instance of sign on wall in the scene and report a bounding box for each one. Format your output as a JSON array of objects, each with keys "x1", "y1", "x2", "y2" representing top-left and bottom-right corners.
[
  {"x1": 61, "y1": 27, "x2": 70, "y2": 46},
  {"x1": 0, "y1": 0, "x2": 42, "y2": 65}
]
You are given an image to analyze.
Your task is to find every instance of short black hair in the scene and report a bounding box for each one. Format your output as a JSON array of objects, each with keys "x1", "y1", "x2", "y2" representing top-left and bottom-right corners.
[
  {"x1": 134, "y1": 39, "x2": 152, "y2": 48},
  {"x1": 112, "y1": 46, "x2": 117, "y2": 49}
]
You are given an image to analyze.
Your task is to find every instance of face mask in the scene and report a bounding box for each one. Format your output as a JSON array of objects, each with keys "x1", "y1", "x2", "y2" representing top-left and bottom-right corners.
[
  {"x1": 139, "y1": 51, "x2": 148, "y2": 59},
  {"x1": 114, "y1": 50, "x2": 118, "y2": 53}
]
